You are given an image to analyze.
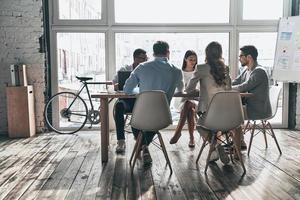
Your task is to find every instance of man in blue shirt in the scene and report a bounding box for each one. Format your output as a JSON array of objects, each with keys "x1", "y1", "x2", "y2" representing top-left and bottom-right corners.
[{"x1": 124, "y1": 41, "x2": 184, "y2": 166}]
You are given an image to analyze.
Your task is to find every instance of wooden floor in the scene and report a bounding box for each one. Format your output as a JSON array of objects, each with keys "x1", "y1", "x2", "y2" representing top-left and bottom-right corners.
[{"x1": 0, "y1": 129, "x2": 299, "y2": 200}]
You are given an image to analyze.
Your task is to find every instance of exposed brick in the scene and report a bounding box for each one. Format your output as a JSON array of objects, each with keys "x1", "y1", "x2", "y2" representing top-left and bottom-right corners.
[{"x1": 0, "y1": 0, "x2": 45, "y2": 135}]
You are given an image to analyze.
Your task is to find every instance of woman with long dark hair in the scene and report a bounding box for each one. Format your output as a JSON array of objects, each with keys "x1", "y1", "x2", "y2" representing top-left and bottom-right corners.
[
  {"x1": 170, "y1": 50, "x2": 198, "y2": 147},
  {"x1": 184, "y1": 41, "x2": 231, "y2": 164}
]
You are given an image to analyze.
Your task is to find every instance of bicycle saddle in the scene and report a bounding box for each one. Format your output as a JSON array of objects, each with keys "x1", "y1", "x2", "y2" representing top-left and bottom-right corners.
[{"x1": 76, "y1": 76, "x2": 93, "y2": 82}]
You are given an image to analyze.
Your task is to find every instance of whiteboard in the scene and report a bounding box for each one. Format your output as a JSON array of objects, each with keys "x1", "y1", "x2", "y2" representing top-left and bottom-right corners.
[{"x1": 273, "y1": 16, "x2": 300, "y2": 83}]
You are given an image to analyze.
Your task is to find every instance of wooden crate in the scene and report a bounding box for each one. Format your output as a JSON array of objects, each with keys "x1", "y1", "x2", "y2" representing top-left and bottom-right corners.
[{"x1": 6, "y1": 86, "x2": 36, "y2": 138}]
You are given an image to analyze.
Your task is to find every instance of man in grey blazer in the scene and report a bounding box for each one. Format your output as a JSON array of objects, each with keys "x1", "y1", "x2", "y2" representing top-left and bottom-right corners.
[{"x1": 232, "y1": 45, "x2": 271, "y2": 149}]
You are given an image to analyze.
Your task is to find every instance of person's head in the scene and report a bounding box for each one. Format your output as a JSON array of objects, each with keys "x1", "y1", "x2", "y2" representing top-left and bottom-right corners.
[
  {"x1": 153, "y1": 41, "x2": 170, "y2": 58},
  {"x1": 182, "y1": 50, "x2": 197, "y2": 71},
  {"x1": 239, "y1": 45, "x2": 258, "y2": 67},
  {"x1": 132, "y1": 48, "x2": 147, "y2": 67},
  {"x1": 205, "y1": 41, "x2": 226, "y2": 86}
]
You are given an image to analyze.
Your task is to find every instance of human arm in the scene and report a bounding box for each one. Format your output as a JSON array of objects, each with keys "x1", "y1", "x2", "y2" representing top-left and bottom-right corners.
[
  {"x1": 232, "y1": 68, "x2": 267, "y2": 92},
  {"x1": 232, "y1": 73, "x2": 242, "y2": 86},
  {"x1": 185, "y1": 66, "x2": 200, "y2": 93},
  {"x1": 232, "y1": 68, "x2": 247, "y2": 86},
  {"x1": 176, "y1": 71, "x2": 184, "y2": 93},
  {"x1": 123, "y1": 70, "x2": 139, "y2": 94}
]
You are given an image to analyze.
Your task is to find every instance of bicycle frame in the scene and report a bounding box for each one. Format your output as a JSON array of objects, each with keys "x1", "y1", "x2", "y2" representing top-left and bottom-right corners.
[{"x1": 66, "y1": 81, "x2": 110, "y2": 113}]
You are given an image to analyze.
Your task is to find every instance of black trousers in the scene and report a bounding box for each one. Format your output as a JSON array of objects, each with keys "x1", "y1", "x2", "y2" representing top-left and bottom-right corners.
[{"x1": 114, "y1": 98, "x2": 156, "y2": 145}]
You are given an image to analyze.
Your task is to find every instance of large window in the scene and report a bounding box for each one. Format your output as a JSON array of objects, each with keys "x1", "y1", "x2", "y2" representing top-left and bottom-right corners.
[
  {"x1": 239, "y1": 32, "x2": 277, "y2": 76},
  {"x1": 115, "y1": 33, "x2": 229, "y2": 70},
  {"x1": 57, "y1": 33, "x2": 105, "y2": 91},
  {"x1": 58, "y1": 0, "x2": 102, "y2": 19},
  {"x1": 115, "y1": 0, "x2": 230, "y2": 23},
  {"x1": 243, "y1": 0, "x2": 284, "y2": 20},
  {"x1": 50, "y1": 0, "x2": 291, "y2": 128}
]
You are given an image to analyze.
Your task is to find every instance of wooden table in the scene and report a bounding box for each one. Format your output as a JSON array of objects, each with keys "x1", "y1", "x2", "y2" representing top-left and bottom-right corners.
[{"x1": 91, "y1": 91, "x2": 253, "y2": 162}]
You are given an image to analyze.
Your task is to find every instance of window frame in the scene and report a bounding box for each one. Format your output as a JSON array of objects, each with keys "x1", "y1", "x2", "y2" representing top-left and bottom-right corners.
[
  {"x1": 49, "y1": 0, "x2": 292, "y2": 128},
  {"x1": 52, "y1": 0, "x2": 107, "y2": 25}
]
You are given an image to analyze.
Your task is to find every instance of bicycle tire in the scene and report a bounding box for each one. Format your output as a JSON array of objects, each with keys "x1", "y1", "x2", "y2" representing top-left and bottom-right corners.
[{"x1": 44, "y1": 92, "x2": 88, "y2": 134}]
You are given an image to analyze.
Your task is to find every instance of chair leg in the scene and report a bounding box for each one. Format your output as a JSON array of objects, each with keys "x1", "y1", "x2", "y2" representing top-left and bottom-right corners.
[
  {"x1": 205, "y1": 134, "x2": 217, "y2": 174},
  {"x1": 196, "y1": 138, "x2": 208, "y2": 164},
  {"x1": 129, "y1": 133, "x2": 142, "y2": 165},
  {"x1": 157, "y1": 132, "x2": 173, "y2": 175},
  {"x1": 243, "y1": 120, "x2": 250, "y2": 134},
  {"x1": 225, "y1": 132, "x2": 234, "y2": 163},
  {"x1": 262, "y1": 120, "x2": 268, "y2": 148},
  {"x1": 130, "y1": 133, "x2": 143, "y2": 172},
  {"x1": 232, "y1": 129, "x2": 246, "y2": 175},
  {"x1": 247, "y1": 121, "x2": 256, "y2": 156},
  {"x1": 266, "y1": 121, "x2": 282, "y2": 155}
]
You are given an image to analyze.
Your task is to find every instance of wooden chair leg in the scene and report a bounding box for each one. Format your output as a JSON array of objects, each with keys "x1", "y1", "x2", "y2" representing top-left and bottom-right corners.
[
  {"x1": 205, "y1": 134, "x2": 217, "y2": 174},
  {"x1": 130, "y1": 134, "x2": 143, "y2": 172},
  {"x1": 266, "y1": 121, "x2": 282, "y2": 155},
  {"x1": 247, "y1": 121, "x2": 256, "y2": 156},
  {"x1": 196, "y1": 138, "x2": 208, "y2": 164},
  {"x1": 262, "y1": 120, "x2": 268, "y2": 148},
  {"x1": 243, "y1": 120, "x2": 250, "y2": 134},
  {"x1": 129, "y1": 133, "x2": 141, "y2": 164},
  {"x1": 232, "y1": 129, "x2": 246, "y2": 175},
  {"x1": 157, "y1": 132, "x2": 173, "y2": 175},
  {"x1": 129, "y1": 133, "x2": 142, "y2": 165}
]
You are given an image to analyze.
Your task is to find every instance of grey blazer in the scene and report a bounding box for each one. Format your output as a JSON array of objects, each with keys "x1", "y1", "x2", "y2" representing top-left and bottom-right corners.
[
  {"x1": 232, "y1": 65, "x2": 271, "y2": 120},
  {"x1": 185, "y1": 64, "x2": 226, "y2": 114}
]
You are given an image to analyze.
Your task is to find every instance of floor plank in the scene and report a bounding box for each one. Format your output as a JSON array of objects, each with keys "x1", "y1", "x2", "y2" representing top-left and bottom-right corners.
[{"x1": 0, "y1": 129, "x2": 298, "y2": 200}]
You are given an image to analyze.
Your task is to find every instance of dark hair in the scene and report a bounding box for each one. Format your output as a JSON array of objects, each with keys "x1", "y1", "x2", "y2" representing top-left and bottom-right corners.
[
  {"x1": 153, "y1": 41, "x2": 169, "y2": 56},
  {"x1": 133, "y1": 48, "x2": 146, "y2": 58},
  {"x1": 182, "y1": 50, "x2": 198, "y2": 71},
  {"x1": 240, "y1": 45, "x2": 258, "y2": 61},
  {"x1": 205, "y1": 41, "x2": 226, "y2": 86}
]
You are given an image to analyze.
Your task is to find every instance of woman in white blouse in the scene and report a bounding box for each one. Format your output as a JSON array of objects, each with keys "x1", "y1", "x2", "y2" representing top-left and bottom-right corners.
[{"x1": 170, "y1": 50, "x2": 198, "y2": 147}]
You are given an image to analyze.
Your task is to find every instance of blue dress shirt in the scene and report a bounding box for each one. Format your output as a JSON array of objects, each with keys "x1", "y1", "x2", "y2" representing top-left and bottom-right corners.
[{"x1": 124, "y1": 57, "x2": 184, "y2": 103}]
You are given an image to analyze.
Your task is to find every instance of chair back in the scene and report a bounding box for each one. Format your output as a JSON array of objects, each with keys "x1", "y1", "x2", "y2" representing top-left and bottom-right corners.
[
  {"x1": 269, "y1": 85, "x2": 282, "y2": 118},
  {"x1": 131, "y1": 90, "x2": 172, "y2": 131},
  {"x1": 201, "y1": 91, "x2": 244, "y2": 131}
]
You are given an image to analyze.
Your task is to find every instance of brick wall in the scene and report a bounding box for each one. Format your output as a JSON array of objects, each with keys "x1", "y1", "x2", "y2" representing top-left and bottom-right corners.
[{"x1": 0, "y1": 0, "x2": 45, "y2": 134}]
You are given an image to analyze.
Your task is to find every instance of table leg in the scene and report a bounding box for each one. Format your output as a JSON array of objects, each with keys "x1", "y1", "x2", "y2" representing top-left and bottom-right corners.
[{"x1": 100, "y1": 98, "x2": 109, "y2": 162}]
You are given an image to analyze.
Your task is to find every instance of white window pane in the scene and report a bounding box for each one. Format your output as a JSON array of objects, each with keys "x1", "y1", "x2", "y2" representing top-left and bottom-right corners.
[
  {"x1": 57, "y1": 33, "x2": 105, "y2": 91},
  {"x1": 115, "y1": 0, "x2": 229, "y2": 23},
  {"x1": 116, "y1": 33, "x2": 229, "y2": 122},
  {"x1": 239, "y1": 32, "x2": 282, "y2": 124},
  {"x1": 239, "y1": 32, "x2": 277, "y2": 75},
  {"x1": 243, "y1": 0, "x2": 283, "y2": 20},
  {"x1": 59, "y1": 0, "x2": 101, "y2": 19}
]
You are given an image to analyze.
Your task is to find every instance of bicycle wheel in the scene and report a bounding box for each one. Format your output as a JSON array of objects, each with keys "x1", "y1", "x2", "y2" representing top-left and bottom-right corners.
[{"x1": 44, "y1": 92, "x2": 88, "y2": 134}]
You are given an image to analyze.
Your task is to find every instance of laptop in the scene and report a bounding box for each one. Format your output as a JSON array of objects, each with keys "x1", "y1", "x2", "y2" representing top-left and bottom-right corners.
[{"x1": 117, "y1": 71, "x2": 132, "y2": 91}]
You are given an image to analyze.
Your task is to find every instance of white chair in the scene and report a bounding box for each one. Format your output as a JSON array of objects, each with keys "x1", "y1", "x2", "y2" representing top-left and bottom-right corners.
[
  {"x1": 244, "y1": 85, "x2": 282, "y2": 156},
  {"x1": 196, "y1": 91, "x2": 246, "y2": 175},
  {"x1": 129, "y1": 90, "x2": 173, "y2": 174}
]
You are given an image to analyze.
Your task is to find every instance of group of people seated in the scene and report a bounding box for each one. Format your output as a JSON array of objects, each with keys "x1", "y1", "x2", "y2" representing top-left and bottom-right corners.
[{"x1": 112, "y1": 40, "x2": 271, "y2": 167}]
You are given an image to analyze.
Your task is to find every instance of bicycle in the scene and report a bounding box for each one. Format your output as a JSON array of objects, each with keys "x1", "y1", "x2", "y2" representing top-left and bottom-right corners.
[{"x1": 44, "y1": 76, "x2": 111, "y2": 134}]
